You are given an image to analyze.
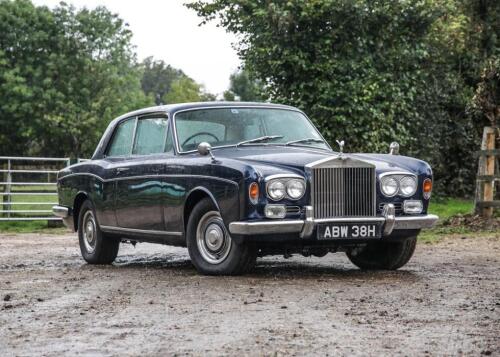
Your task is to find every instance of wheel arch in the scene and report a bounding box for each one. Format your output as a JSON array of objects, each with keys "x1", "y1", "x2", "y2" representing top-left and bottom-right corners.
[
  {"x1": 73, "y1": 191, "x2": 90, "y2": 231},
  {"x1": 183, "y1": 187, "x2": 220, "y2": 233}
]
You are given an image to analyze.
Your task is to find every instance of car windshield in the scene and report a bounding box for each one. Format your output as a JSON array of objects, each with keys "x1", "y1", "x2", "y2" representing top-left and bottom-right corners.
[{"x1": 175, "y1": 107, "x2": 330, "y2": 152}]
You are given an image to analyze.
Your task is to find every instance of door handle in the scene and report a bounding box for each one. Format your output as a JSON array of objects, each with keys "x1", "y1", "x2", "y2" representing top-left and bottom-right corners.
[{"x1": 116, "y1": 167, "x2": 130, "y2": 173}]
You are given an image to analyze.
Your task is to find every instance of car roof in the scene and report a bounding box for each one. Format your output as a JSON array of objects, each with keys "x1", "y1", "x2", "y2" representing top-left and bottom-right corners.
[{"x1": 112, "y1": 101, "x2": 301, "y2": 122}]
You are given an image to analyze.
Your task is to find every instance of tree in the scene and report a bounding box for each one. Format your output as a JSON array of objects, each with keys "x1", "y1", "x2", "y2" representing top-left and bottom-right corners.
[
  {"x1": 141, "y1": 57, "x2": 186, "y2": 105},
  {"x1": 470, "y1": 58, "x2": 500, "y2": 128},
  {"x1": 223, "y1": 69, "x2": 264, "y2": 101},
  {"x1": 0, "y1": 0, "x2": 151, "y2": 157},
  {"x1": 164, "y1": 76, "x2": 202, "y2": 104}
]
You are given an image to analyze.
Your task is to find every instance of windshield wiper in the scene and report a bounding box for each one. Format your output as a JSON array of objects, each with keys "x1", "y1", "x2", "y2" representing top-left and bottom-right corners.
[
  {"x1": 236, "y1": 135, "x2": 284, "y2": 147},
  {"x1": 285, "y1": 138, "x2": 325, "y2": 146}
]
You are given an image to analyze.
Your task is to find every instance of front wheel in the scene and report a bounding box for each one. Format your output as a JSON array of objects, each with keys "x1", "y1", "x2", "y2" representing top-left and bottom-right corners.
[
  {"x1": 186, "y1": 198, "x2": 256, "y2": 275},
  {"x1": 78, "y1": 200, "x2": 120, "y2": 264},
  {"x1": 346, "y1": 236, "x2": 417, "y2": 270}
]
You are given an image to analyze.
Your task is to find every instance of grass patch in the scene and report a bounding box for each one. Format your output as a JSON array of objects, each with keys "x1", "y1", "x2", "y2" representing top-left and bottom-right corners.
[
  {"x1": 0, "y1": 221, "x2": 67, "y2": 234},
  {"x1": 419, "y1": 225, "x2": 473, "y2": 244},
  {"x1": 421, "y1": 198, "x2": 500, "y2": 244},
  {"x1": 427, "y1": 198, "x2": 474, "y2": 220}
]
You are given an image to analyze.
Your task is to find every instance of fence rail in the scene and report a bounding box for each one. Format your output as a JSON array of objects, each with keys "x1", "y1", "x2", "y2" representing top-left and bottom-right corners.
[{"x1": 0, "y1": 156, "x2": 71, "y2": 221}]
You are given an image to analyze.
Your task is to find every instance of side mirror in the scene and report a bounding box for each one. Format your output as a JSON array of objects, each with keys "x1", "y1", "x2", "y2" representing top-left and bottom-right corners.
[
  {"x1": 198, "y1": 142, "x2": 217, "y2": 163},
  {"x1": 197, "y1": 142, "x2": 212, "y2": 156},
  {"x1": 389, "y1": 142, "x2": 400, "y2": 155}
]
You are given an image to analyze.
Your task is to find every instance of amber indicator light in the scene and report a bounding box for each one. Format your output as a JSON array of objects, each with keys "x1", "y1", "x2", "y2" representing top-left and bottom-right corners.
[
  {"x1": 249, "y1": 182, "x2": 259, "y2": 203},
  {"x1": 423, "y1": 179, "x2": 432, "y2": 197}
]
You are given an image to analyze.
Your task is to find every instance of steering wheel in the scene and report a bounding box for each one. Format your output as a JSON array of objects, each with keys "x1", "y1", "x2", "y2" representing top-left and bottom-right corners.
[{"x1": 181, "y1": 132, "x2": 220, "y2": 147}]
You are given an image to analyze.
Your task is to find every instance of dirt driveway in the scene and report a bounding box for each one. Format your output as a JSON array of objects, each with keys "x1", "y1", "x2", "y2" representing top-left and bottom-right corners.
[{"x1": 0, "y1": 232, "x2": 499, "y2": 356}]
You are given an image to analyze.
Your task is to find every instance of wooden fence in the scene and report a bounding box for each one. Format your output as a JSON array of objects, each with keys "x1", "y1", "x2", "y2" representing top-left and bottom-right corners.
[{"x1": 474, "y1": 127, "x2": 500, "y2": 217}]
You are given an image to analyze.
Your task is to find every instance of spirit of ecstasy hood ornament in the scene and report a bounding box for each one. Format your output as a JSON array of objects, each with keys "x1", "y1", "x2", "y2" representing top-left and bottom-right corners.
[{"x1": 336, "y1": 140, "x2": 345, "y2": 155}]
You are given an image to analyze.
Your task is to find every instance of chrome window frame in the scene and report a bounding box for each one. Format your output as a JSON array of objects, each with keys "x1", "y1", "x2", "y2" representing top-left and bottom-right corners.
[
  {"x1": 104, "y1": 112, "x2": 171, "y2": 159},
  {"x1": 171, "y1": 106, "x2": 332, "y2": 155}
]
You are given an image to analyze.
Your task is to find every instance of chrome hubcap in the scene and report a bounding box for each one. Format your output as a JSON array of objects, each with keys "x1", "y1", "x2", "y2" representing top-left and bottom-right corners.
[
  {"x1": 82, "y1": 210, "x2": 97, "y2": 253},
  {"x1": 196, "y1": 211, "x2": 231, "y2": 264}
]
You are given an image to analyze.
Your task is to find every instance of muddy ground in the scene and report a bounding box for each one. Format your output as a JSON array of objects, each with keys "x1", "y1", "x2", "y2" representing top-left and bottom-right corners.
[{"x1": 0, "y1": 232, "x2": 499, "y2": 356}]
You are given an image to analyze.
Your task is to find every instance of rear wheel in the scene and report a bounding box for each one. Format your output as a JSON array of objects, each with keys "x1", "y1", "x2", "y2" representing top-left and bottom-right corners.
[
  {"x1": 186, "y1": 198, "x2": 256, "y2": 275},
  {"x1": 78, "y1": 200, "x2": 119, "y2": 264},
  {"x1": 346, "y1": 236, "x2": 417, "y2": 270}
]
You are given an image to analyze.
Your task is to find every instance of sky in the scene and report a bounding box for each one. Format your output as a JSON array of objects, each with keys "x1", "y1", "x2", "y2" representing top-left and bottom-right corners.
[{"x1": 32, "y1": 0, "x2": 241, "y2": 95}]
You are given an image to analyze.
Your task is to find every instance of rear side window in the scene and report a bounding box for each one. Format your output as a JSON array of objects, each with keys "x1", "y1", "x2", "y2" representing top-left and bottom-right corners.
[
  {"x1": 133, "y1": 117, "x2": 168, "y2": 155},
  {"x1": 107, "y1": 118, "x2": 136, "y2": 157}
]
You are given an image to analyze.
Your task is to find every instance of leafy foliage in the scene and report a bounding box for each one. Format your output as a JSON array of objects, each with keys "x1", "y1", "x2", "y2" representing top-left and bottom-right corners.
[
  {"x1": 140, "y1": 57, "x2": 187, "y2": 105},
  {"x1": 188, "y1": 0, "x2": 500, "y2": 196},
  {"x1": 0, "y1": 0, "x2": 151, "y2": 157},
  {"x1": 223, "y1": 69, "x2": 264, "y2": 101},
  {"x1": 140, "y1": 56, "x2": 216, "y2": 105},
  {"x1": 470, "y1": 57, "x2": 500, "y2": 128}
]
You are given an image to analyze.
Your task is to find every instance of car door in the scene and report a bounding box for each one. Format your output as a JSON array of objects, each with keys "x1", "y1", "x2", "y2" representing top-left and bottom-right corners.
[{"x1": 111, "y1": 114, "x2": 169, "y2": 231}]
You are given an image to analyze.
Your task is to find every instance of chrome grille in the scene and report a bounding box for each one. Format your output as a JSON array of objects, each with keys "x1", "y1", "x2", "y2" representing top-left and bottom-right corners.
[{"x1": 312, "y1": 166, "x2": 376, "y2": 218}]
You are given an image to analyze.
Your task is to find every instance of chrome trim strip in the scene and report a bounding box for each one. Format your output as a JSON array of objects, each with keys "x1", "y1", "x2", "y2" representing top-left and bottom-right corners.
[
  {"x1": 58, "y1": 173, "x2": 238, "y2": 186},
  {"x1": 313, "y1": 217, "x2": 386, "y2": 224},
  {"x1": 264, "y1": 173, "x2": 304, "y2": 182},
  {"x1": 378, "y1": 171, "x2": 416, "y2": 178},
  {"x1": 100, "y1": 225, "x2": 182, "y2": 237},
  {"x1": 52, "y1": 205, "x2": 69, "y2": 218},
  {"x1": 172, "y1": 105, "x2": 332, "y2": 154}
]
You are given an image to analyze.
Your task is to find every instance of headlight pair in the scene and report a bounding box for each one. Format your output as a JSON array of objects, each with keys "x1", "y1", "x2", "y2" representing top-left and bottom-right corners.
[
  {"x1": 266, "y1": 177, "x2": 306, "y2": 201},
  {"x1": 380, "y1": 174, "x2": 417, "y2": 197}
]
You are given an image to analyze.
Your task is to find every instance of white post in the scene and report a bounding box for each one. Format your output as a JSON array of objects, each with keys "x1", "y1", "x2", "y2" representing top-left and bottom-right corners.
[{"x1": 6, "y1": 159, "x2": 11, "y2": 218}]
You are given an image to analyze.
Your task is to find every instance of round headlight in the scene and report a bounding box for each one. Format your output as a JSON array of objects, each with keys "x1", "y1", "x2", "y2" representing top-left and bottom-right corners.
[
  {"x1": 267, "y1": 180, "x2": 286, "y2": 200},
  {"x1": 381, "y1": 177, "x2": 398, "y2": 197},
  {"x1": 286, "y1": 179, "x2": 305, "y2": 199},
  {"x1": 400, "y1": 176, "x2": 417, "y2": 197}
]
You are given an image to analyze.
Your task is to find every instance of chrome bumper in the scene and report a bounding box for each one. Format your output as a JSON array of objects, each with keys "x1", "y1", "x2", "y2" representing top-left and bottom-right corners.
[
  {"x1": 228, "y1": 204, "x2": 438, "y2": 237},
  {"x1": 52, "y1": 205, "x2": 69, "y2": 218}
]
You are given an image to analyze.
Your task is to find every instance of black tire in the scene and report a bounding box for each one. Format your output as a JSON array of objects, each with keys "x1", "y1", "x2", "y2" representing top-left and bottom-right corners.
[
  {"x1": 78, "y1": 200, "x2": 119, "y2": 264},
  {"x1": 186, "y1": 198, "x2": 256, "y2": 275},
  {"x1": 346, "y1": 236, "x2": 417, "y2": 270}
]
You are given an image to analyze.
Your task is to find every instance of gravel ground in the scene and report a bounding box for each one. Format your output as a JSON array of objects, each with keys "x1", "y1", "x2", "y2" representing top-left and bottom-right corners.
[{"x1": 0, "y1": 232, "x2": 499, "y2": 356}]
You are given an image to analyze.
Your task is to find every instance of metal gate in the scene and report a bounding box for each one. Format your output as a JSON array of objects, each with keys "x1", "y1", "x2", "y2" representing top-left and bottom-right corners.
[{"x1": 0, "y1": 156, "x2": 70, "y2": 221}]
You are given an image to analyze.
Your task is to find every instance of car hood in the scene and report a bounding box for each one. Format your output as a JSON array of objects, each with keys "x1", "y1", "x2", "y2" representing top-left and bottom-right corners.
[{"x1": 214, "y1": 146, "x2": 432, "y2": 176}]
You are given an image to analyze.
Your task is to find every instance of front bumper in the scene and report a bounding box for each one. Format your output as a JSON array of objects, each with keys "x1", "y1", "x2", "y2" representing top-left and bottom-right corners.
[
  {"x1": 229, "y1": 204, "x2": 438, "y2": 238},
  {"x1": 52, "y1": 205, "x2": 69, "y2": 218}
]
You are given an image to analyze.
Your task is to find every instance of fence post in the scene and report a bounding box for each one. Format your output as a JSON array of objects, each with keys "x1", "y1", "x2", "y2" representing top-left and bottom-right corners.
[
  {"x1": 475, "y1": 127, "x2": 498, "y2": 217},
  {"x1": 483, "y1": 128, "x2": 496, "y2": 218},
  {"x1": 5, "y1": 159, "x2": 12, "y2": 218}
]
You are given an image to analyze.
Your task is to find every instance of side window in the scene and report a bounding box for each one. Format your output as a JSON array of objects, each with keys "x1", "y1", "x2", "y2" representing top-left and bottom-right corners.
[
  {"x1": 133, "y1": 117, "x2": 168, "y2": 155},
  {"x1": 107, "y1": 118, "x2": 136, "y2": 157}
]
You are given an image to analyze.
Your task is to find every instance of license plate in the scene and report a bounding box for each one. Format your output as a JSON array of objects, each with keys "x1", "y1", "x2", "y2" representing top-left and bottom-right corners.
[{"x1": 317, "y1": 223, "x2": 381, "y2": 240}]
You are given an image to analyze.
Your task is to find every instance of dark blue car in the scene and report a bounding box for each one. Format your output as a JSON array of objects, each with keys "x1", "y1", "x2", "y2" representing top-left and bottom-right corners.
[{"x1": 53, "y1": 102, "x2": 438, "y2": 275}]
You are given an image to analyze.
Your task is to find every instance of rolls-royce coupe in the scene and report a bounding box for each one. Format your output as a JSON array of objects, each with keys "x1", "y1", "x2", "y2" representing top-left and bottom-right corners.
[{"x1": 53, "y1": 102, "x2": 438, "y2": 275}]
